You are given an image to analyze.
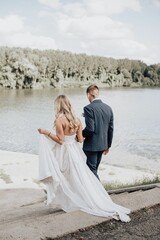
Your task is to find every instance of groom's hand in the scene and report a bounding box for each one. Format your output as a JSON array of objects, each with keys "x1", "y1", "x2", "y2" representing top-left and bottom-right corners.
[
  {"x1": 75, "y1": 135, "x2": 79, "y2": 142},
  {"x1": 103, "y1": 149, "x2": 109, "y2": 155}
]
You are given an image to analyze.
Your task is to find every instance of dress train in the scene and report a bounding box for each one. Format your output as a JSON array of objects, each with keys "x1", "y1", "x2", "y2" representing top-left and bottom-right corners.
[{"x1": 39, "y1": 135, "x2": 130, "y2": 222}]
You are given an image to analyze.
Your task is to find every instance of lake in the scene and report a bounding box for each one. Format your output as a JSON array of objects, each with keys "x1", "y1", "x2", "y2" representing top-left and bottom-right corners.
[{"x1": 0, "y1": 87, "x2": 160, "y2": 174}]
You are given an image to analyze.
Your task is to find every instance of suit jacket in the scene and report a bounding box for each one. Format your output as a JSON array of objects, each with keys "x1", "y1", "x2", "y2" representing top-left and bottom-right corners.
[{"x1": 82, "y1": 99, "x2": 114, "y2": 152}]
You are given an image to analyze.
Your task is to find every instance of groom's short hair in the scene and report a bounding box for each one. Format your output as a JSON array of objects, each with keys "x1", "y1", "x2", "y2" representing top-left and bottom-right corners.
[{"x1": 86, "y1": 85, "x2": 99, "y2": 94}]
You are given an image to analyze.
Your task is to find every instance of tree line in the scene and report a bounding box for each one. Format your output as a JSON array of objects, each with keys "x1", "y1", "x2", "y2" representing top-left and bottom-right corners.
[{"x1": 0, "y1": 47, "x2": 159, "y2": 89}]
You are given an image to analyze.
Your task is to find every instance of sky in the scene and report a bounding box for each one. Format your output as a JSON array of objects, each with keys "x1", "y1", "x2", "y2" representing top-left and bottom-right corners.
[{"x1": 0, "y1": 0, "x2": 160, "y2": 65}]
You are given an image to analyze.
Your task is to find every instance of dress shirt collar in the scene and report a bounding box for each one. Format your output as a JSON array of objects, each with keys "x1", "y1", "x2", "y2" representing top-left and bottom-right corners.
[{"x1": 91, "y1": 98, "x2": 101, "y2": 102}]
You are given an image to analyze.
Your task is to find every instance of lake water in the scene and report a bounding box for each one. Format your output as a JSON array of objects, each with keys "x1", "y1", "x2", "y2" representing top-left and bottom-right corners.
[{"x1": 0, "y1": 87, "x2": 160, "y2": 174}]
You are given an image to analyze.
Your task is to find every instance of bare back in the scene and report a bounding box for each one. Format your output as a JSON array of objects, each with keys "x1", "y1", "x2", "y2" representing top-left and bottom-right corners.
[{"x1": 55, "y1": 114, "x2": 83, "y2": 143}]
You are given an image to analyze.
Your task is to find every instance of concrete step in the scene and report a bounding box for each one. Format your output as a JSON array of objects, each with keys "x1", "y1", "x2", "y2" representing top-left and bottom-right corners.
[
  {"x1": 111, "y1": 187, "x2": 160, "y2": 211},
  {"x1": 0, "y1": 186, "x2": 160, "y2": 240},
  {"x1": 0, "y1": 188, "x2": 46, "y2": 212}
]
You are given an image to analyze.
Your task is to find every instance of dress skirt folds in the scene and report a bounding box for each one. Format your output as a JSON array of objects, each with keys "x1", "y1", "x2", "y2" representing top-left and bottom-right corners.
[{"x1": 38, "y1": 135, "x2": 130, "y2": 222}]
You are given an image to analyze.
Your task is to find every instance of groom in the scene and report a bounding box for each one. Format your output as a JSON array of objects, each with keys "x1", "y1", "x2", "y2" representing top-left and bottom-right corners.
[{"x1": 82, "y1": 85, "x2": 114, "y2": 179}]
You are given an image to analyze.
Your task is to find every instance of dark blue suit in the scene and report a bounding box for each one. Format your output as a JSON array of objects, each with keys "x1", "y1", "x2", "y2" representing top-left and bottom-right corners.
[{"x1": 82, "y1": 99, "x2": 114, "y2": 179}]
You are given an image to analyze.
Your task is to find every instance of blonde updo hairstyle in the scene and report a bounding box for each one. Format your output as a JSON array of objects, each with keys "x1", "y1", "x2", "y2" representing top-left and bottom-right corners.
[{"x1": 54, "y1": 95, "x2": 78, "y2": 132}]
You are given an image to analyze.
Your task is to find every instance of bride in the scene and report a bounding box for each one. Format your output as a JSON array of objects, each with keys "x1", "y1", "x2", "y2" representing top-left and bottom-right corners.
[{"x1": 38, "y1": 95, "x2": 130, "y2": 222}]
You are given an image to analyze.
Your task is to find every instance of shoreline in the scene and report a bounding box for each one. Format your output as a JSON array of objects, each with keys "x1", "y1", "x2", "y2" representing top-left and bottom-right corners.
[
  {"x1": 0, "y1": 86, "x2": 160, "y2": 91},
  {"x1": 0, "y1": 150, "x2": 158, "y2": 190}
]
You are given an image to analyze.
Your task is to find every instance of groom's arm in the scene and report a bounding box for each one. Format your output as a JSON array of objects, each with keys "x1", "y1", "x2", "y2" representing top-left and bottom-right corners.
[
  {"x1": 82, "y1": 106, "x2": 95, "y2": 138},
  {"x1": 108, "y1": 110, "x2": 114, "y2": 148}
]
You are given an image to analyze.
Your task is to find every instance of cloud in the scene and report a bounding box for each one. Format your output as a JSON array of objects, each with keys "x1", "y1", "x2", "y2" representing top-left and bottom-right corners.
[
  {"x1": 37, "y1": 0, "x2": 147, "y2": 61},
  {"x1": 0, "y1": 15, "x2": 57, "y2": 50},
  {"x1": 38, "y1": 0, "x2": 141, "y2": 16},
  {"x1": 0, "y1": 15, "x2": 24, "y2": 33},
  {"x1": 38, "y1": 0, "x2": 62, "y2": 10},
  {"x1": 84, "y1": 0, "x2": 141, "y2": 16},
  {"x1": 38, "y1": 10, "x2": 53, "y2": 17},
  {"x1": 75, "y1": 38, "x2": 147, "y2": 60},
  {"x1": 7, "y1": 32, "x2": 57, "y2": 50},
  {"x1": 1, "y1": 1, "x2": 158, "y2": 64},
  {"x1": 57, "y1": 15, "x2": 133, "y2": 40},
  {"x1": 51, "y1": 10, "x2": 147, "y2": 60},
  {"x1": 152, "y1": 0, "x2": 160, "y2": 7}
]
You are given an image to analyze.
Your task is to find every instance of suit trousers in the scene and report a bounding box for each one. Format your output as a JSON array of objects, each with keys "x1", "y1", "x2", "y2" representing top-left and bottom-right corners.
[{"x1": 84, "y1": 150, "x2": 103, "y2": 179}]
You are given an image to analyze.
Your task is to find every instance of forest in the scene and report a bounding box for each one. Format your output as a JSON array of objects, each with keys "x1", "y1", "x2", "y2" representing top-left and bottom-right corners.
[{"x1": 0, "y1": 47, "x2": 160, "y2": 89}]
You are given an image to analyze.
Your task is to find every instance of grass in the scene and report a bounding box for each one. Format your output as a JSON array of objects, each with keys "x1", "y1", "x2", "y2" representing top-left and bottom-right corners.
[
  {"x1": 0, "y1": 169, "x2": 13, "y2": 184},
  {"x1": 104, "y1": 175, "x2": 160, "y2": 191}
]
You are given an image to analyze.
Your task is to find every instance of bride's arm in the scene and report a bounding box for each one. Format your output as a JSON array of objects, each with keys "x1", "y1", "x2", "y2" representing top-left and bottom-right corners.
[
  {"x1": 76, "y1": 120, "x2": 84, "y2": 143},
  {"x1": 38, "y1": 119, "x2": 64, "y2": 144}
]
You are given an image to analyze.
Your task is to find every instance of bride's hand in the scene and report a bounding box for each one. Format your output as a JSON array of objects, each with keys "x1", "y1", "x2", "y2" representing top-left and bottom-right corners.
[{"x1": 38, "y1": 128, "x2": 49, "y2": 135}]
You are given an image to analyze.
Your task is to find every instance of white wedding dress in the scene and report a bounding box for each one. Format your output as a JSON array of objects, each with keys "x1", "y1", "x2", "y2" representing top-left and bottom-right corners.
[{"x1": 38, "y1": 134, "x2": 131, "y2": 222}]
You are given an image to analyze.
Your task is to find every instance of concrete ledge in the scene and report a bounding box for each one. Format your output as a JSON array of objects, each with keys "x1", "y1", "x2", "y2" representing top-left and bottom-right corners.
[
  {"x1": 0, "y1": 188, "x2": 46, "y2": 212},
  {"x1": 0, "y1": 186, "x2": 160, "y2": 240},
  {"x1": 108, "y1": 182, "x2": 160, "y2": 195}
]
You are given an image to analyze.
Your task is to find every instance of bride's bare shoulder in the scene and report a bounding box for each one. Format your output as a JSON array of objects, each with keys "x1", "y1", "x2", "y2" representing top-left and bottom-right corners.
[{"x1": 55, "y1": 114, "x2": 67, "y2": 126}]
